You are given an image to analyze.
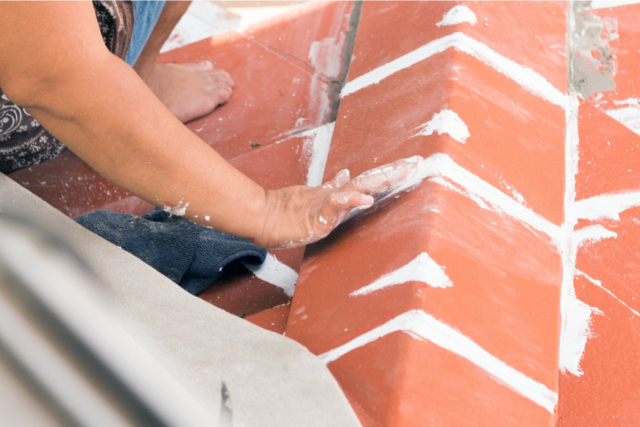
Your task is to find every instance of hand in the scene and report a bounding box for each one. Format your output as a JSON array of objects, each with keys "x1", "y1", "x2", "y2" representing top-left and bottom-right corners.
[{"x1": 253, "y1": 156, "x2": 423, "y2": 249}]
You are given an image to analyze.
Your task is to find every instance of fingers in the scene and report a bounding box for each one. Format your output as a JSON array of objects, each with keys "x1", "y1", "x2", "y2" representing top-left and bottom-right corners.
[
  {"x1": 316, "y1": 191, "x2": 374, "y2": 230},
  {"x1": 322, "y1": 169, "x2": 350, "y2": 189},
  {"x1": 344, "y1": 155, "x2": 423, "y2": 198}
]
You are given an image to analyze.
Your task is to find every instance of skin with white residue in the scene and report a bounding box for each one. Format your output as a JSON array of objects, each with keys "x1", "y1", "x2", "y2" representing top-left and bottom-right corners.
[
  {"x1": 256, "y1": 156, "x2": 423, "y2": 249},
  {"x1": 163, "y1": 200, "x2": 189, "y2": 216}
]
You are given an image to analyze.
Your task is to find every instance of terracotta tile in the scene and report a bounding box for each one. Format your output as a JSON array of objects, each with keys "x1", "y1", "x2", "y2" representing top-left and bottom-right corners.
[
  {"x1": 197, "y1": 133, "x2": 317, "y2": 314},
  {"x1": 558, "y1": 208, "x2": 640, "y2": 427},
  {"x1": 330, "y1": 48, "x2": 565, "y2": 224},
  {"x1": 284, "y1": 3, "x2": 566, "y2": 424},
  {"x1": 7, "y1": 150, "x2": 137, "y2": 219},
  {"x1": 245, "y1": 303, "x2": 291, "y2": 334},
  {"x1": 228, "y1": 131, "x2": 311, "y2": 189},
  {"x1": 576, "y1": 101, "x2": 640, "y2": 201},
  {"x1": 347, "y1": 1, "x2": 566, "y2": 92},
  {"x1": 198, "y1": 247, "x2": 301, "y2": 317},
  {"x1": 288, "y1": 183, "x2": 560, "y2": 388},
  {"x1": 158, "y1": 32, "x2": 333, "y2": 160},
  {"x1": 332, "y1": 333, "x2": 552, "y2": 427},
  {"x1": 575, "y1": 5, "x2": 640, "y2": 200},
  {"x1": 245, "y1": 1, "x2": 356, "y2": 81},
  {"x1": 557, "y1": 7, "x2": 640, "y2": 425}
]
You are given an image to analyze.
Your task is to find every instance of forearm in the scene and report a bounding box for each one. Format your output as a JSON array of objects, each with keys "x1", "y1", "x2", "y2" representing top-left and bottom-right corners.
[
  {"x1": 13, "y1": 52, "x2": 266, "y2": 240},
  {"x1": 0, "y1": 2, "x2": 417, "y2": 251}
]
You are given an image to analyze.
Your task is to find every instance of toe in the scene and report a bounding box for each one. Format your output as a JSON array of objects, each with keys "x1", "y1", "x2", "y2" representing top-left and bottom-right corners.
[
  {"x1": 182, "y1": 61, "x2": 214, "y2": 72},
  {"x1": 212, "y1": 83, "x2": 232, "y2": 104},
  {"x1": 198, "y1": 60, "x2": 214, "y2": 70},
  {"x1": 211, "y1": 69, "x2": 234, "y2": 88}
]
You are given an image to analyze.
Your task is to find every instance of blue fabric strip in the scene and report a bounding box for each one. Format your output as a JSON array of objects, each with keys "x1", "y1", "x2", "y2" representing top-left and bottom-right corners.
[{"x1": 125, "y1": 1, "x2": 167, "y2": 66}]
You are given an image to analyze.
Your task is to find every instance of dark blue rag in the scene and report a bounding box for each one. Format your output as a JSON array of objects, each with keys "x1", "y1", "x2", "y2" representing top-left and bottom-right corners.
[{"x1": 75, "y1": 209, "x2": 267, "y2": 295}]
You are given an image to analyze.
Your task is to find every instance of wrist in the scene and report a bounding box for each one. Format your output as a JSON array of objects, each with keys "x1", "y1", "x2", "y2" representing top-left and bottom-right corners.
[{"x1": 249, "y1": 187, "x2": 273, "y2": 247}]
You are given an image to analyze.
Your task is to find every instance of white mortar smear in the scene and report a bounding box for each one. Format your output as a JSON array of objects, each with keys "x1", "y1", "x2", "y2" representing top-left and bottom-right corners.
[
  {"x1": 576, "y1": 269, "x2": 640, "y2": 317},
  {"x1": 340, "y1": 32, "x2": 566, "y2": 108},
  {"x1": 242, "y1": 253, "x2": 298, "y2": 297},
  {"x1": 413, "y1": 109, "x2": 470, "y2": 143},
  {"x1": 591, "y1": 0, "x2": 640, "y2": 9},
  {"x1": 436, "y1": 5, "x2": 477, "y2": 27},
  {"x1": 605, "y1": 106, "x2": 640, "y2": 136},
  {"x1": 572, "y1": 190, "x2": 640, "y2": 221},
  {"x1": 351, "y1": 253, "x2": 452, "y2": 296},
  {"x1": 302, "y1": 122, "x2": 336, "y2": 187},
  {"x1": 163, "y1": 201, "x2": 189, "y2": 217},
  {"x1": 308, "y1": 33, "x2": 346, "y2": 80},
  {"x1": 381, "y1": 153, "x2": 560, "y2": 239},
  {"x1": 318, "y1": 310, "x2": 557, "y2": 413}
]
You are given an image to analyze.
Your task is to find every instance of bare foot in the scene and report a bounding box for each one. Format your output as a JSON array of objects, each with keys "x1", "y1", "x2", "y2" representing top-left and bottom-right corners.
[{"x1": 144, "y1": 60, "x2": 234, "y2": 123}]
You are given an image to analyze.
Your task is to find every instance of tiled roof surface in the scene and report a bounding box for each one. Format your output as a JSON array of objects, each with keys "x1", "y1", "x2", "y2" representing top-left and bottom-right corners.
[{"x1": 8, "y1": 1, "x2": 640, "y2": 425}]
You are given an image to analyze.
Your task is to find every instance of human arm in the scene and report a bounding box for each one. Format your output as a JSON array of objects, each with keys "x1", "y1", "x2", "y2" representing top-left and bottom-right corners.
[{"x1": 0, "y1": 2, "x2": 419, "y2": 249}]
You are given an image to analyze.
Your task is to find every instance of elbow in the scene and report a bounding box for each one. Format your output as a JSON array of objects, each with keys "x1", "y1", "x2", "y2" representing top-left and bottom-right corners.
[
  {"x1": 0, "y1": 70, "x2": 57, "y2": 110},
  {"x1": 0, "y1": 48, "x2": 111, "y2": 110}
]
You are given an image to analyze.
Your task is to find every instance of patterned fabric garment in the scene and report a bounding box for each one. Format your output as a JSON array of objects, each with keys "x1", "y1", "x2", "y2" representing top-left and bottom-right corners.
[{"x1": 0, "y1": 1, "x2": 134, "y2": 174}]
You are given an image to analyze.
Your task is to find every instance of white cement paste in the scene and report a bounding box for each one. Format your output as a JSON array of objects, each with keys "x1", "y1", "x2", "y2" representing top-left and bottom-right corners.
[
  {"x1": 436, "y1": 5, "x2": 477, "y2": 27},
  {"x1": 163, "y1": 201, "x2": 189, "y2": 217},
  {"x1": 380, "y1": 153, "x2": 559, "y2": 239},
  {"x1": 576, "y1": 269, "x2": 640, "y2": 316},
  {"x1": 605, "y1": 106, "x2": 640, "y2": 137},
  {"x1": 242, "y1": 253, "x2": 298, "y2": 297},
  {"x1": 351, "y1": 252, "x2": 452, "y2": 296},
  {"x1": 413, "y1": 109, "x2": 470, "y2": 143},
  {"x1": 591, "y1": 0, "x2": 640, "y2": 9},
  {"x1": 557, "y1": 93, "x2": 640, "y2": 376},
  {"x1": 308, "y1": 33, "x2": 346, "y2": 79},
  {"x1": 559, "y1": 94, "x2": 596, "y2": 377},
  {"x1": 302, "y1": 122, "x2": 336, "y2": 187},
  {"x1": 573, "y1": 190, "x2": 640, "y2": 221},
  {"x1": 318, "y1": 310, "x2": 557, "y2": 413},
  {"x1": 340, "y1": 32, "x2": 566, "y2": 108}
]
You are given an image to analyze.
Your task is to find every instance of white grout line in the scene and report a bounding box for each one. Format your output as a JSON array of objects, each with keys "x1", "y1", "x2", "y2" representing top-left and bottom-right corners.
[
  {"x1": 591, "y1": 0, "x2": 640, "y2": 9},
  {"x1": 411, "y1": 109, "x2": 470, "y2": 143},
  {"x1": 350, "y1": 253, "x2": 452, "y2": 296},
  {"x1": 436, "y1": 5, "x2": 477, "y2": 27},
  {"x1": 381, "y1": 153, "x2": 560, "y2": 240},
  {"x1": 572, "y1": 190, "x2": 640, "y2": 221},
  {"x1": 242, "y1": 253, "x2": 298, "y2": 297},
  {"x1": 318, "y1": 310, "x2": 558, "y2": 413},
  {"x1": 303, "y1": 122, "x2": 336, "y2": 187},
  {"x1": 341, "y1": 32, "x2": 566, "y2": 108},
  {"x1": 576, "y1": 270, "x2": 640, "y2": 317}
]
